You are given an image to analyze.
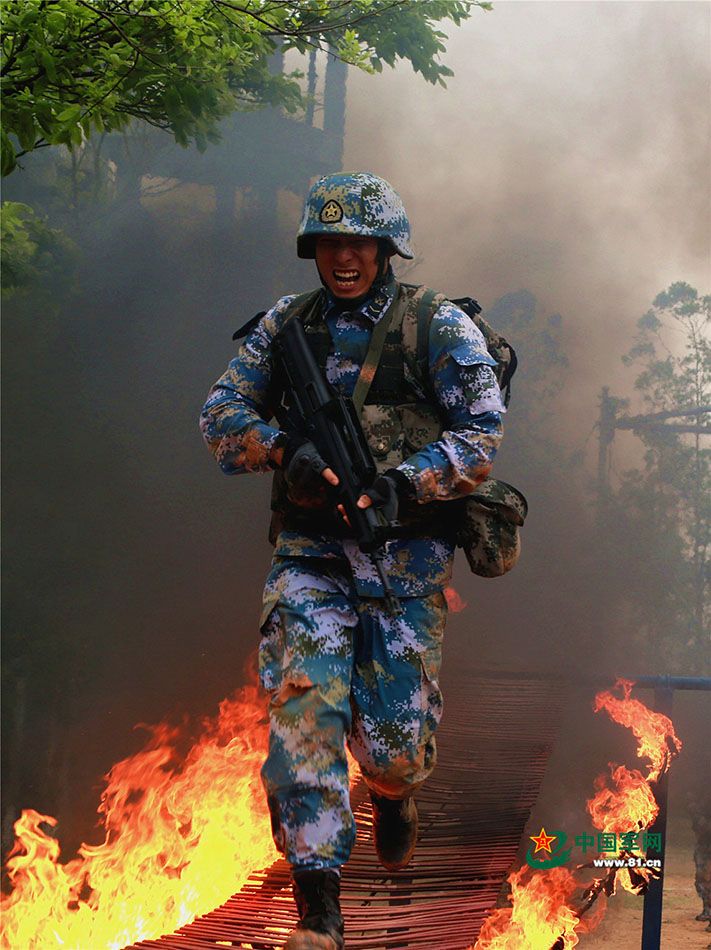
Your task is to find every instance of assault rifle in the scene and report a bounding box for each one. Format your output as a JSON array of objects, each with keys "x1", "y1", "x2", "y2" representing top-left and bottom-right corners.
[{"x1": 272, "y1": 317, "x2": 401, "y2": 615}]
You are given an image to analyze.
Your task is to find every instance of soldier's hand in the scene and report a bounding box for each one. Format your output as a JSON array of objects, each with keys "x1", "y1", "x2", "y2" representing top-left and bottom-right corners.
[
  {"x1": 284, "y1": 438, "x2": 339, "y2": 495},
  {"x1": 362, "y1": 474, "x2": 399, "y2": 521}
]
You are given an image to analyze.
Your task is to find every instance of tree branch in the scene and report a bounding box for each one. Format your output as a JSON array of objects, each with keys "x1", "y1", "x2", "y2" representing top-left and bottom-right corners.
[
  {"x1": 73, "y1": 0, "x2": 187, "y2": 80},
  {"x1": 15, "y1": 139, "x2": 52, "y2": 159}
]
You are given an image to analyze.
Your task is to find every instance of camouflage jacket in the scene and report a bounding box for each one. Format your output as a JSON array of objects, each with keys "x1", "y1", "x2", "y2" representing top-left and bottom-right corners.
[{"x1": 200, "y1": 273, "x2": 505, "y2": 597}]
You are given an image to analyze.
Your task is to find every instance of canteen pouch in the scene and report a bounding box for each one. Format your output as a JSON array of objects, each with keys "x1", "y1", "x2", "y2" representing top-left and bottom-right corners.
[{"x1": 457, "y1": 478, "x2": 528, "y2": 577}]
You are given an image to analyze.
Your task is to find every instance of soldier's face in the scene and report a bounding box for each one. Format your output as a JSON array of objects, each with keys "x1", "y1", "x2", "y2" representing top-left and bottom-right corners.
[{"x1": 315, "y1": 235, "x2": 383, "y2": 299}]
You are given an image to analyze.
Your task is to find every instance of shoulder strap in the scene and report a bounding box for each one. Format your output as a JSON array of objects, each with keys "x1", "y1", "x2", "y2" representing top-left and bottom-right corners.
[
  {"x1": 351, "y1": 291, "x2": 406, "y2": 414},
  {"x1": 399, "y1": 284, "x2": 447, "y2": 392},
  {"x1": 232, "y1": 290, "x2": 323, "y2": 341},
  {"x1": 415, "y1": 288, "x2": 447, "y2": 379},
  {"x1": 232, "y1": 310, "x2": 265, "y2": 341},
  {"x1": 284, "y1": 289, "x2": 324, "y2": 328}
]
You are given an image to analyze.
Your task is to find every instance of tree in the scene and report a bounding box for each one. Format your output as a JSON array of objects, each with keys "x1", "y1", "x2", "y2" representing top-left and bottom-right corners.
[
  {"x1": 1, "y1": 0, "x2": 487, "y2": 176},
  {"x1": 610, "y1": 282, "x2": 710, "y2": 668},
  {"x1": 0, "y1": 200, "x2": 77, "y2": 292}
]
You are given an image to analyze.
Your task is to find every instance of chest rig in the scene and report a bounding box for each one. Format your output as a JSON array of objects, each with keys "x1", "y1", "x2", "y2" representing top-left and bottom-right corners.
[{"x1": 268, "y1": 283, "x2": 454, "y2": 541}]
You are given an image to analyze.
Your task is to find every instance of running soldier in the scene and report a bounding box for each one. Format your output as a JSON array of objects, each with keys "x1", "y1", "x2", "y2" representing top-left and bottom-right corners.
[{"x1": 200, "y1": 173, "x2": 505, "y2": 949}]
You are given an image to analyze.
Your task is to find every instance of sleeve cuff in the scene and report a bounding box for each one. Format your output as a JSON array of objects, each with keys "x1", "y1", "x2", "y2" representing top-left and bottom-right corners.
[
  {"x1": 384, "y1": 467, "x2": 417, "y2": 501},
  {"x1": 267, "y1": 430, "x2": 288, "y2": 470}
]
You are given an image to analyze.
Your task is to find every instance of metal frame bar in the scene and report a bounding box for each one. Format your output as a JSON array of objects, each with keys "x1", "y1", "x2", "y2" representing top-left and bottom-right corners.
[{"x1": 598, "y1": 675, "x2": 711, "y2": 949}]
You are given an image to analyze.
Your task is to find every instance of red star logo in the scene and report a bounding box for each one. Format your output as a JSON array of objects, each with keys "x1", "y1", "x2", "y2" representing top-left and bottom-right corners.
[{"x1": 529, "y1": 827, "x2": 557, "y2": 854}]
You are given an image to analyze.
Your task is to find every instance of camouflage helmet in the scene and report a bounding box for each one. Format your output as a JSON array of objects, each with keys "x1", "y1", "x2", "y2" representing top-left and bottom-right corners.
[{"x1": 297, "y1": 172, "x2": 414, "y2": 259}]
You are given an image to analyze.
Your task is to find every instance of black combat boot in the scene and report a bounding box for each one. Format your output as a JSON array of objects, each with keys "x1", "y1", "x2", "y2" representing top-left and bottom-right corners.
[
  {"x1": 285, "y1": 868, "x2": 345, "y2": 950},
  {"x1": 370, "y1": 792, "x2": 419, "y2": 871}
]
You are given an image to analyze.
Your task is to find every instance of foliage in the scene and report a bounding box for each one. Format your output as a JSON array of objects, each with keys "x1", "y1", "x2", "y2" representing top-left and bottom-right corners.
[
  {"x1": 611, "y1": 282, "x2": 710, "y2": 668},
  {"x1": 623, "y1": 282, "x2": 711, "y2": 415},
  {"x1": 0, "y1": 0, "x2": 488, "y2": 176},
  {"x1": 0, "y1": 200, "x2": 77, "y2": 292}
]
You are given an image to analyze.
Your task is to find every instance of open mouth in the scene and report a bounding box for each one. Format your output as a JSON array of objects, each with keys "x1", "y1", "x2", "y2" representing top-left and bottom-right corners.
[{"x1": 333, "y1": 269, "x2": 360, "y2": 288}]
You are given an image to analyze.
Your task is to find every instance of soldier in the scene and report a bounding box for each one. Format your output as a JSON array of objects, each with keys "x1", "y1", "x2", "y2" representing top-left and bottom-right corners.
[
  {"x1": 200, "y1": 173, "x2": 505, "y2": 950},
  {"x1": 689, "y1": 787, "x2": 711, "y2": 930}
]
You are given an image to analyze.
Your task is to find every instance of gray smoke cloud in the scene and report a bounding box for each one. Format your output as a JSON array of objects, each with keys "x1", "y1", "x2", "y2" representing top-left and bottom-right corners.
[{"x1": 345, "y1": 0, "x2": 710, "y2": 424}]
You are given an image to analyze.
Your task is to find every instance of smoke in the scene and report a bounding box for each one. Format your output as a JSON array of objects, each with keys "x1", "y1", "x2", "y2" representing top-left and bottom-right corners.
[
  {"x1": 2, "y1": 0, "x2": 709, "y2": 861},
  {"x1": 340, "y1": 0, "x2": 711, "y2": 679},
  {"x1": 345, "y1": 1, "x2": 710, "y2": 422}
]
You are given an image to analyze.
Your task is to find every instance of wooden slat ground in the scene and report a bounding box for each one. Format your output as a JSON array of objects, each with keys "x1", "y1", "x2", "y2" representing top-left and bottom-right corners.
[{"x1": 128, "y1": 673, "x2": 564, "y2": 950}]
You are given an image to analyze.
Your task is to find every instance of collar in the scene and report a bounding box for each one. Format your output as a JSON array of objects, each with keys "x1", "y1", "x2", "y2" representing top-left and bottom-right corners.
[{"x1": 323, "y1": 269, "x2": 397, "y2": 325}]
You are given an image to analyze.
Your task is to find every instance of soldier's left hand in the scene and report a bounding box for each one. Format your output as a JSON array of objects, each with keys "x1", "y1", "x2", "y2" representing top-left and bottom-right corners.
[{"x1": 362, "y1": 474, "x2": 399, "y2": 521}]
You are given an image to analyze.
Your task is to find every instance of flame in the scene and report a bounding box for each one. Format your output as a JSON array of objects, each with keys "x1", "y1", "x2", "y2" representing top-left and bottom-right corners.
[
  {"x1": 346, "y1": 748, "x2": 363, "y2": 789},
  {"x1": 2, "y1": 672, "x2": 683, "y2": 950},
  {"x1": 476, "y1": 866, "x2": 582, "y2": 949},
  {"x1": 592, "y1": 678, "x2": 681, "y2": 782},
  {"x1": 444, "y1": 585, "x2": 468, "y2": 612},
  {"x1": 474, "y1": 678, "x2": 682, "y2": 948},
  {"x1": 587, "y1": 764, "x2": 658, "y2": 839},
  {"x1": 0, "y1": 681, "x2": 278, "y2": 949},
  {"x1": 584, "y1": 678, "x2": 682, "y2": 894}
]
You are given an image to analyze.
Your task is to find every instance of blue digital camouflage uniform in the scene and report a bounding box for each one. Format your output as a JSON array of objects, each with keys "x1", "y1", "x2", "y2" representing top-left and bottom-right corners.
[{"x1": 200, "y1": 271, "x2": 505, "y2": 871}]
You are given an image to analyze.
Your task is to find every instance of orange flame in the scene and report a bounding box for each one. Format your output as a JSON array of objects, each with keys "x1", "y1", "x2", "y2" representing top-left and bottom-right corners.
[
  {"x1": 474, "y1": 678, "x2": 682, "y2": 948},
  {"x1": 587, "y1": 764, "x2": 658, "y2": 838},
  {"x1": 0, "y1": 681, "x2": 277, "y2": 949},
  {"x1": 584, "y1": 678, "x2": 681, "y2": 894},
  {"x1": 476, "y1": 866, "x2": 582, "y2": 949},
  {"x1": 592, "y1": 678, "x2": 681, "y2": 782},
  {"x1": 444, "y1": 585, "x2": 468, "y2": 612}
]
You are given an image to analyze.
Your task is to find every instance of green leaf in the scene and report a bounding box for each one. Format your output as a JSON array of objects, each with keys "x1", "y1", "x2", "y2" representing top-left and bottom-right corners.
[
  {"x1": 14, "y1": 110, "x2": 38, "y2": 150},
  {"x1": 44, "y1": 11, "x2": 67, "y2": 33},
  {"x1": 69, "y1": 123, "x2": 83, "y2": 147},
  {"x1": 56, "y1": 105, "x2": 82, "y2": 123},
  {"x1": 1, "y1": 131, "x2": 17, "y2": 177},
  {"x1": 39, "y1": 48, "x2": 57, "y2": 83}
]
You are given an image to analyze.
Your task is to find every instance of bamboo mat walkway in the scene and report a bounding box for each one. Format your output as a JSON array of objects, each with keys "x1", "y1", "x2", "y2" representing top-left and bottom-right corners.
[{"x1": 129, "y1": 672, "x2": 565, "y2": 950}]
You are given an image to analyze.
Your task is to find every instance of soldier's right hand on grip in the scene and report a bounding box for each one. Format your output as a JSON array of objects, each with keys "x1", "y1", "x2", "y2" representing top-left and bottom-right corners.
[
  {"x1": 283, "y1": 435, "x2": 340, "y2": 510},
  {"x1": 284, "y1": 437, "x2": 328, "y2": 492}
]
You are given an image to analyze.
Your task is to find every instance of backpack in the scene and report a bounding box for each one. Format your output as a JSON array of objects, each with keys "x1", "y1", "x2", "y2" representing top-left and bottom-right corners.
[
  {"x1": 401, "y1": 286, "x2": 527, "y2": 577},
  {"x1": 406, "y1": 288, "x2": 518, "y2": 408}
]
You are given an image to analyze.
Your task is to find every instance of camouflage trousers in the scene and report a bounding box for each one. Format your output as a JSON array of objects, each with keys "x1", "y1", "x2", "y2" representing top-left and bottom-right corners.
[{"x1": 258, "y1": 555, "x2": 447, "y2": 871}]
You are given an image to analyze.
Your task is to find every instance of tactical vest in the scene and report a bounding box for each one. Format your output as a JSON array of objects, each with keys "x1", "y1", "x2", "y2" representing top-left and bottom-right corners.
[{"x1": 269, "y1": 282, "x2": 459, "y2": 542}]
